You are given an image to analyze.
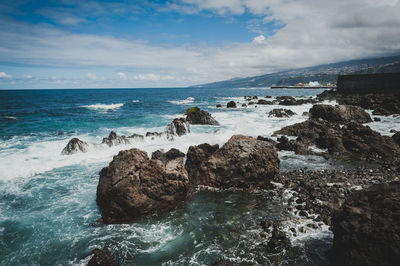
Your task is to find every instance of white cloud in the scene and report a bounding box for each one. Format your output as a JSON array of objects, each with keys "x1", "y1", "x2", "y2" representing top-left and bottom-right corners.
[
  {"x1": 1, "y1": 0, "x2": 400, "y2": 87},
  {"x1": 87, "y1": 72, "x2": 97, "y2": 80},
  {"x1": 24, "y1": 75, "x2": 33, "y2": 79},
  {"x1": 0, "y1": 72, "x2": 12, "y2": 78},
  {"x1": 117, "y1": 72, "x2": 127, "y2": 80},
  {"x1": 252, "y1": 35, "x2": 265, "y2": 44},
  {"x1": 132, "y1": 73, "x2": 175, "y2": 81}
]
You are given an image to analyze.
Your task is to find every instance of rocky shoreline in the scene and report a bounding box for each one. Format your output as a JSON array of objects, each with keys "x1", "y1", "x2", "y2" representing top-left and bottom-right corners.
[{"x1": 67, "y1": 84, "x2": 400, "y2": 265}]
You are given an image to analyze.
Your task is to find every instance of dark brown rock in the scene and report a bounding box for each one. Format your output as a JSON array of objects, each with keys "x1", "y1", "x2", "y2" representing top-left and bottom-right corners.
[
  {"x1": 393, "y1": 132, "x2": 400, "y2": 146},
  {"x1": 151, "y1": 148, "x2": 185, "y2": 165},
  {"x1": 310, "y1": 104, "x2": 372, "y2": 123},
  {"x1": 268, "y1": 108, "x2": 296, "y2": 118},
  {"x1": 61, "y1": 138, "x2": 89, "y2": 155},
  {"x1": 185, "y1": 135, "x2": 279, "y2": 189},
  {"x1": 227, "y1": 101, "x2": 236, "y2": 108},
  {"x1": 331, "y1": 181, "x2": 400, "y2": 266},
  {"x1": 87, "y1": 248, "x2": 117, "y2": 266},
  {"x1": 97, "y1": 148, "x2": 189, "y2": 223},
  {"x1": 102, "y1": 131, "x2": 130, "y2": 147},
  {"x1": 257, "y1": 99, "x2": 273, "y2": 105},
  {"x1": 185, "y1": 107, "x2": 219, "y2": 125},
  {"x1": 165, "y1": 118, "x2": 190, "y2": 140}
]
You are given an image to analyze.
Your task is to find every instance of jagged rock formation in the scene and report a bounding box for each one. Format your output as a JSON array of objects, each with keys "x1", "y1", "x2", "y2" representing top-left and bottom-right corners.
[
  {"x1": 102, "y1": 131, "x2": 130, "y2": 147},
  {"x1": 309, "y1": 104, "x2": 372, "y2": 123},
  {"x1": 185, "y1": 135, "x2": 279, "y2": 189},
  {"x1": 185, "y1": 107, "x2": 219, "y2": 125},
  {"x1": 96, "y1": 148, "x2": 189, "y2": 223},
  {"x1": 61, "y1": 138, "x2": 89, "y2": 155},
  {"x1": 165, "y1": 118, "x2": 190, "y2": 140},
  {"x1": 268, "y1": 109, "x2": 296, "y2": 118}
]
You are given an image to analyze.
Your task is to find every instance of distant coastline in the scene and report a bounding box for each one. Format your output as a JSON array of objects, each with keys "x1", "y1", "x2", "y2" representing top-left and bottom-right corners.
[{"x1": 270, "y1": 85, "x2": 336, "y2": 89}]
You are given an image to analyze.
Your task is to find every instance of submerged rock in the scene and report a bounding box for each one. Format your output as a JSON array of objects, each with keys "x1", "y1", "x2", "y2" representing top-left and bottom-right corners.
[
  {"x1": 186, "y1": 135, "x2": 279, "y2": 189},
  {"x1": 102, "y1": 131, "x2": 130, "y2": 147},
  {"x1": 97, "y1": 148, "x2": 189, "y2": 223},
  {"x1": 266, "y1": 224, "x2": 291, "y2": 253},
  {"x1": 61, "y1": 138, "x2": 89, "y2": 155},
  {"x1": 145, "y1": 132, "x2": 163, "y2": 139},
  {"x1": 227, "y1": 101, "x2": 237, "y2": 108},
  {"x1": 268, "y1": 108, "x2": 296, "y2": 118},
  {"x1": 165, "y1": 118, "x2": 190, "y2": 140},
  {"x1": 331, "y1": 181, "x2": 400, "y2": 266},
  {"x1": 257, "y1": 99, "x2": 273, "y2": 105},
  {"x1": 87, "y1": 248, "x2": 117, "y2": 266},
  {"x1": 309, "y1": 104, "x2": 372, "y2": 123},
  {"x1": 185, "y1": 107, "x2": 219, "y2": 125}
]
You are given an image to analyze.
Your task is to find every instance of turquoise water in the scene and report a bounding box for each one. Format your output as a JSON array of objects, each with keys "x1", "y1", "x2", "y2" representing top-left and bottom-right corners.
[{"x1": 0, "y1": 88, "x2": 332, "y2": 265}]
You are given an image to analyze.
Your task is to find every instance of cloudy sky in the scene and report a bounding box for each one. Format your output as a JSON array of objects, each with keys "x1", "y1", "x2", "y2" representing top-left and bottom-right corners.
[{"x1": 0, "y1": 0, "x2": 399, "y2": 89}]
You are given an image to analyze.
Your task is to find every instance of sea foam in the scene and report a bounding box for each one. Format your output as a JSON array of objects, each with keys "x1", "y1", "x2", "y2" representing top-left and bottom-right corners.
[
  {"x1": 168, "y1": 97, "x2": 195, "y2": 105},
  {"x1": 81, "y1": 103, "x2": 124, "y2": 110}
]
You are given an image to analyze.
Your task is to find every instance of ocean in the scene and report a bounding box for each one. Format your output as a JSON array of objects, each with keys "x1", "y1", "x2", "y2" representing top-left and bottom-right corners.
[{"x1": 1, "y1": 87, "x2": 391, "y2": 265}]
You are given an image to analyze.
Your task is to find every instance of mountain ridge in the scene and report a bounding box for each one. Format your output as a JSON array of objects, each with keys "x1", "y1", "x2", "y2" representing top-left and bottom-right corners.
[{"x1": 191, "y1": 54, "x2": 400, "y2": 88}]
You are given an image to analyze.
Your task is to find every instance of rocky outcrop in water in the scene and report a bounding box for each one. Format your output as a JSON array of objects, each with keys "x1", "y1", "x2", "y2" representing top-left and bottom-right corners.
[
  {"x1": 186, "y1": 135, "x2": 279, "y2": 189},
  {"x1": 87, "y1": 248, "x2": 117, "y2": 266},
  {"x1": 185, "y1": 107, "x2": 219, "y2": 125},
  {"x1": 227, "y1": 101, "x2": 237, "y2": 108},
  {"x1": 273, "y1": 168, "x2": 399, "y2": 225},
  {"x1": 309, "y1": 104, "x2": 372, "y2": 123},
  {"x1": 61, "y1": 138, "x2": 89, "y2": 155},
  {"x1": 274, "y1": 110, "x2": 400, "y2": 165},
  {"x1": 102, "y1": 131, "x2": 131, "y2": 147},
  {"x1": 330, "y1": 181, "x2": 400, "y2": 266},
  {"x1": 318, "y1": 89, "x2": 400, "y2": 116},
  {"x1": 276, "y1": 96, "x2": 317, "y2": 106},
  {"x1": 257, "y1": 99, "x2": 273, "y2": 105},
  {"x1": 96, "y1": 148, "x2": 189, "y2": 223},
  {"x1": 165, "y1": 118, "x2": 190, "y2": 140},
  {"x1": 268, "y1": 109, "x2": 296, "y2": 118}
]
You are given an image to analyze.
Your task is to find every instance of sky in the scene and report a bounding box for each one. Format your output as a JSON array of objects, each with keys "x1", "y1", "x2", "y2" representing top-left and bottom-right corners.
[{"x1": 0, "y1": 0, "x2": 399, "y2": 89}]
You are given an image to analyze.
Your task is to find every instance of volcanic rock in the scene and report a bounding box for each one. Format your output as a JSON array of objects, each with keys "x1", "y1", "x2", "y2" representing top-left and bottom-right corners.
[
  {"x1": 61, "y1": 138, "x2": 89, "y2": 155},
  {"x1": 393, "y1": 132, "x2": 400, "y2": 146},
  {"x1": 227, "y1": 101, "x2": 237, "y2": 108},
  {"x1": 309, "y1": 104, "x2": 372, "y2": 123},
  {"x1": 165, "y1": 118, "x2": 190, "y2": 140},
  {"x1": 268, "y1": 108, "x2": 296, "y2": 118},
  {"x1": 185, "y1": 107, "x2": 219, "y2": 125},
  {"x1": 102, "y1": 131, "x2": 130, "y2": 147},
  {"x1": 87, "y1": 248, "x2": 117, "y2": 266},
  {"x1": 97, "y1": 148, "x2": 189, "y2": 223},
  {"x1": 331, "y1": 181, "x2": 400, "y2": 266},
  {"x1": 151, "y1": 148, "x2": 185, "y2": 165},
  {"x1": 185, "y1": 135, "x2": 279, "y2": 189}
]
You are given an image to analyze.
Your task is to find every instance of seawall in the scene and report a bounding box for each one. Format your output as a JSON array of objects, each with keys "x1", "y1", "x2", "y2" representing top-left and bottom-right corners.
[{"x1": 337, "y1": 72, "x2": 400, "y2": 94}]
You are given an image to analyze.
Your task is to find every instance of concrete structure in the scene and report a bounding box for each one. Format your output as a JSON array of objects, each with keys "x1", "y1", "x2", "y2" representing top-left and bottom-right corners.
[{"x1": 337, "y1": 72, "x2": 400, "y2": 94}]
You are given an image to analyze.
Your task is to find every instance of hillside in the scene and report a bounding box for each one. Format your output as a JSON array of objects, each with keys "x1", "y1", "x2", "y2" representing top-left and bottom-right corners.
[{"x1": 191, "y1": 55, "x2": 400, "y2": 88}]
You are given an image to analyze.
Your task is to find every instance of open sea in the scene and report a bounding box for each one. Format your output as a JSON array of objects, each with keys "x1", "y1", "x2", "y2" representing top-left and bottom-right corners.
[{"x1": 0, "y1": 87, "x2": 396, "y2": 265}]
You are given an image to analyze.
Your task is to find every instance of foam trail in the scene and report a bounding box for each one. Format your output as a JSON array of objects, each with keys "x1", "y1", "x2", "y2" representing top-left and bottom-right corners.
[
  {"x1": 81, "y1": 103, "x2": 124, "y2": 110},
  {"x1": 168, "y1": 97, "x2": 194, "y2": 105}
]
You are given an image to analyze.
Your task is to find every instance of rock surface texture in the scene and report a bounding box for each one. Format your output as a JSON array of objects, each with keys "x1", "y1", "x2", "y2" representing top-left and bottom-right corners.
[
  {"x1": 61, "y1": 138, "x2": 89, "y2": 155},
  {"x1": 87, "y1": 248, "x2": 117, "y2": 266},
  {"x1": 102, "y1": 131, "x2": 130, "y2": 147},
  {"x1": 185, "y1": 107, "x2": 219, "y2": 125},
  {"x1": 185, "y1": 135, "x2": 279, "y2": 189},
  {"x1": 331, "y1": 181, "x2": 400, "y2": 266},
  {"x1": 97, "y1": 148, "x2": 189, "y2": 223},
  {"x1": 227, "y1": 101, "x2": 237, "y2": 108},
  {"x1": 268, "y1": 108, "x2": 296, "y2": 118},
  {"x1": 165, "y1": 118, "x2": 190, "y2": 140},
  {"x1": 309, "y1": 104, "x2": 372, "y2": 123}
]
